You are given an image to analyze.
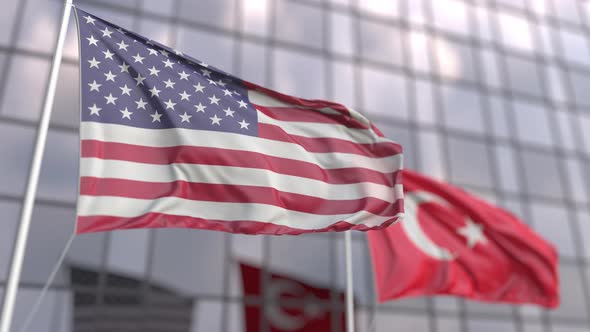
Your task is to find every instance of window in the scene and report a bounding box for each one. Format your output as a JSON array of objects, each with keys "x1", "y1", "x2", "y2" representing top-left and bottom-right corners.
[
  {"x1": 505, "y1": 55, "x2": 543, "y2": 98},
  {"x1": 273, "y1": 48, "x2": 326, "y2": 99},
  {"x1": 431, "y1": 0, "x2": 469, "y2": 37},
  {"x1": 494, "y1": 144, "x2": 520, "y2": 193},
  {"x1": 530, "y1": 202, "x2": 576, "y2": 258},
  {"x1": 549, "y1": 264, "x2": 589, "y2": 319},
  {"x1": 1, "y1": 55, "x2": 50, "y2": 121},
  {"x1": 359, "y1": 20, "x2": 403, "y2": 66},
  {"x1": 512, "y1": 100, "x2": 554, "y2": 148},
  {"x1": 569, "y1": 72, "x2": 590, "y2": 107},
  {"x1": 521, "y1": 149, "x2": 564, "y2": 200},
  {"x1": 241, "y1": 0, "x2": 270, "y2": 37},
  {"x1": 441, "y1": 84, "x2": 485, "y2": 134},
  {"x1": 176, "y1": 28, "x2": 235, "y2": 72},
  {"x1": 361, "y1": 66, "x2": 407, "y2": 119},
  {"x1": 239, "y1": 40, "x2": 268, "y2": 86},
  {"x1": 467, "y1": 318, "x2": 517, "y2": 332},
  {"x1": 151, "y1": 229, "x2": 226, "y2": 296},
  {"x1": 559, "y1": 28, "x2": 590, "y2": 67},
  {"x1": 498, "y1": 12, "x2": 534, "y2": 53},
  {"x1": 179, "y1": 0, "x2": 236, "y2": 30},
  {"x1": 330, "y1": 12, "x2": 354, "y2": 57},
  {"x1": 375, "y1": 313, "x2": 430, "y2": 332},
  {"x1": 448, "y1": 136, "x2": 493, "y2": 188},
  {"x1": 276, "y1": 1, "x2": 323, "y2": 50},
  {"x1": 434, "y1": 37, "x2": 477, "y2": 83}
]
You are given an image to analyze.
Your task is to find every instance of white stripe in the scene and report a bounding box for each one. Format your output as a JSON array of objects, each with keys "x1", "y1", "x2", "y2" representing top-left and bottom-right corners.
[
  {"x1": 78, "y1": 195, "x2": 403, "y2": 229},
  {"x1": 256, "y1": 111, "x2": 393, "y2": 145},
  {"x1": 80, "y1": 158, "x2": 404, "y2": 202},
  {"x1": 248, "y1": 89, "x2": 372, "y2": 127},
  {"x1": 81, "y1": 123, "x2": 402, "y2": 173}
]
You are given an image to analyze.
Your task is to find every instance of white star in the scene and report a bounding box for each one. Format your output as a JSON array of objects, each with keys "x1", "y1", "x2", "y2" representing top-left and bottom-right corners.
[
  {"x1": 456, "y1": 219, "x2": 487, "y2": 248},
  {"x1": 104, "y1": 93, "x2": 118, "y2": 105},
  {"x1": 116, "y1": 40, "x2": 129, "y2": 51},
  {"x1": 162, "y1": 59, "x2": 174, "y2": 68},
  {"x1": 174, "y1": 49, "x2": 183, "y2": 56},
  {"x1": 222, "y1": 89, "x2": 233, "y2": 96},
  {"x1": 209, "y1": 95, "x2": 220, "y2": 105},
  {"x1": 149, "y1": 86, "x2": 161, "y2": 97},
  {"x1": 160, "y1": 49, "x2": 170, "y2": 57},
  {"x1": 118, "y1": 62, "x2": 130, "y2": 73},
  {"x1": 238, "y1": 119, "x2": 250, "y2": 129},
  {"x1": 237, "y1": 100, "x2": 248, "y2": 108},
  {"x1": 87, "y1": 57, "x2": 100, "y2": 69},
  {"x1": 223, "y1": 107, "x2": 235, "y2": 117},
  {"x1": 233, "y1": 90, "x2": 241, "y2": 96},
  {"x1": 201, "y1": 69, "x2": 212, "y2": 77},
  {"x1": 119, "y1": 84, "x2": 132, "y2": 96},
  {"x1": 86, "y1": 35, "x2": 98, "y2": 46},
  {"x1": 104, "y1": 71, "x2": 117, "y2": 82},
  {"x1": 179, "y1": 91, "x2": 191, "y2": 101},
  {"x1": 217, "y1": 80, "x2": 227, "y2": 87},
  {"x1": 147, "y1": 48, "x2": 159, "y2": 56},
  {"x1": 194, "y1": 103, "x2": 206, "y2": 113},
  {"x1": 83, "y1": 15, "x2": 96, "y2": 25},
  {"x1": 88, "y1": 104, "x2": 101, "y2": 116},
  {"x1": 164, "y1": 99, "x2": 177, "y2": 110},
  {"x1": 103, "y1": 49, "x2": 114, "y2": 60},
  {"x1": 210, "y1": 114, "x2": 222, "y2": 125},
  {"x1": 116, "y1": 27, "x2": 127, "y2": 34},
  {"x1": 193, "y1": 83, "x2": 205, "y2": 93},
  {"x1": 178, "y1": 71, "x2": 190, "y2": 80},
  {"x1": 135, "y1": 98, "x2": 148, "y2": 109},
  {"x1": 207, "y1": 79, "x2": 218, "y2": 86},
  {"x1": 146, "y1": 40, "x2": 154, "y2": 46},
  {"x1": 151, "y1": 111, "x2": 163, "y2": 122},
  {"x1": 179, "y1": 112, "x2": 192, "y2": 123},
  {"x1": 132, "y1": 53, "x2": 145, "y2": 63},
  {"x1": 120, "y1": 107, "x2": 132, "y2": 119},
  {"x1": 200, "y1": 62, "x2": 209, "y2": 67},
  {"x1": 100, "y1": 27, "x2": 113, "y2": 38},
  {"x1": 148, "y1": 66, "x2": 160, "y2": 76},
  {"x1": 88, "y1": 80, "x2": 101, "y2": 92},
  {"x1": 134, "y1": 73, "x2": 146, "y2": 86},
  {"x1": 164, "y1": 79, "x2": 176, "y2": 89}
]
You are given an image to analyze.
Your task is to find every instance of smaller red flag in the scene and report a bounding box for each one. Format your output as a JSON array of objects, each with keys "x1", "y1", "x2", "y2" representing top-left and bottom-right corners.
[
  {"x1": 368, "y1": 169, "x2": 559, "y2": 307},
  {"x1": 240, "y1": 263, "x2": 346, "y2": 332}
]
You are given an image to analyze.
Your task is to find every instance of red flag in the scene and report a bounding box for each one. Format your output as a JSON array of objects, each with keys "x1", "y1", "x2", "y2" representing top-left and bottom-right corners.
[
  {"x1": 368, "y1": 169, "x2": 559, "y2": 307},
  {"x1": 240, "y1": 263, "x2": 346, "y2": 331}
]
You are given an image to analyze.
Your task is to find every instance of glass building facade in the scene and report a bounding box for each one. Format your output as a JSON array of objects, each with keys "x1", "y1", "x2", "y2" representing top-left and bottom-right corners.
[{"x1": 1, "y1": 0, "x2": 590, "y2": 331}]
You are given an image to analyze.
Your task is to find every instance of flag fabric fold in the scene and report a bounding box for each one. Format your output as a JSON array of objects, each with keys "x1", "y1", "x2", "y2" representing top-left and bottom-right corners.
[
  {"x1": 368, "y1": 169, "x2": 559, "y2": 308},
  {"x1": 73, "y1": 8, "x2": 404, "y2": 235}
]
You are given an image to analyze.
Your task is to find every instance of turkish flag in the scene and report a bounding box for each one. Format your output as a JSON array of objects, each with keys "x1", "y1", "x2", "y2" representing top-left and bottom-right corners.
[
  {"x1": 368, "y1": 169, "x2": 559, "y2": 307},
  {"x1": 240, "y1": 263, "x2": 346, "y2": 331}
]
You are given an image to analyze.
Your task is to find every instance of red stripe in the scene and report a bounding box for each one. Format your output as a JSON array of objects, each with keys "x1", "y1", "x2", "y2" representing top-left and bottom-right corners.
[
  {"x1": 76, "y1": 212, "x2": 402, "y2": 235},
  {"x1": 81, "y1": 140, "x2": 399, "y2": 187},
  {"x1": 80, "y1": 177, "x2": 404, "y2": 217},
  {"x1": 244, "y1": 81, "x2": 352, "y2": 116},
  {"x1": 255, "y1": 105, "x2": 369, "y2": 129},
  {"x1": 258, "y1": 123, "x2": 402, "y2": 157}
]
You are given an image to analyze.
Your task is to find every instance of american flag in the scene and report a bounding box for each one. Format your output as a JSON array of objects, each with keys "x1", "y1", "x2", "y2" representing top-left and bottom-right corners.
[{"x1": 74, "y1": 7, "x2": 404, "y2": 235}]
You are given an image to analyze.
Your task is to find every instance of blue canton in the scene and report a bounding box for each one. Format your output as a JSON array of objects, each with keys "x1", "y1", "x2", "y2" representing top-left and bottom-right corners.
[{"x1": 76, "y1": 8, "x2": 258, "y2": 136}]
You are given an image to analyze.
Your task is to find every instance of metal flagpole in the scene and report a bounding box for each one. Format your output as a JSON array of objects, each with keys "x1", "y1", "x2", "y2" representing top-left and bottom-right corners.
[
  {"x1": 344, "y1": 231, "x2": 355, "y2": 332},
  {"x1": 0, "y1": 0, "x2": 73, "y2": 331}
]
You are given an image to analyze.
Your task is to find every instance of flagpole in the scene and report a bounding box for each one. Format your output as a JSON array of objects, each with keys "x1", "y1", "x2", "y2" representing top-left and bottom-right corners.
[
  {"x1": 344, "y1": 231, "x2": 355, "y2": 332},
  {"x1": 0, "y1": 0, "x2": 73, "y2": 331}
]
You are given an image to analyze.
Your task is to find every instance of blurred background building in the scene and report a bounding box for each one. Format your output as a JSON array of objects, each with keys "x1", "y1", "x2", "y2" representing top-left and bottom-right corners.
[{"x1": 1, "y1": 0, "x2": 590, "y2": 331}]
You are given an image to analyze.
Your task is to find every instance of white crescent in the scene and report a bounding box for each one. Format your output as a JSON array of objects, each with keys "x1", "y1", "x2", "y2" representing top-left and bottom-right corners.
[
  {"x1": 401, "y1": 191, "x2": 456, "y2": 261},
  {"x1": 264, "y1": 279, "x2": 306, "y2": 331}
]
